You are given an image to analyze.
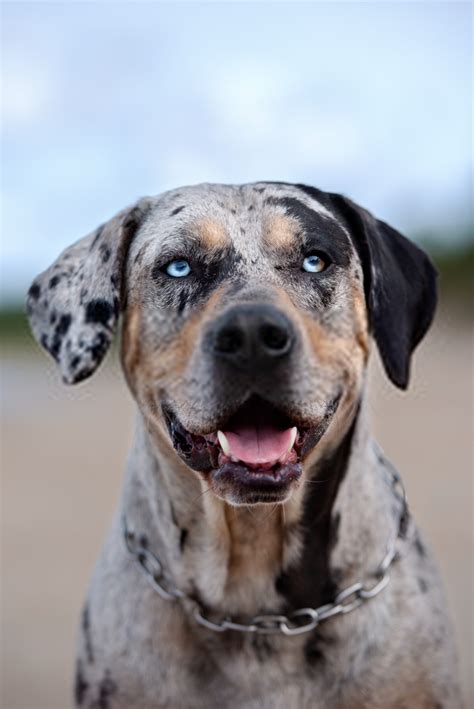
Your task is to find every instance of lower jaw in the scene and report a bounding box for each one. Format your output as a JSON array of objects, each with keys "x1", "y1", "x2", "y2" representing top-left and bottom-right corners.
[{"x1": 209, "y1": 460, "x2": 303, "y2": 505}]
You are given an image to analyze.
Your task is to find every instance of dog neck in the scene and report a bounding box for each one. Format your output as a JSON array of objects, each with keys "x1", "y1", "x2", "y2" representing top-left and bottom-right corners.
[{"x1": 121, "y1": 398, "x2": 393, "y2": 618}]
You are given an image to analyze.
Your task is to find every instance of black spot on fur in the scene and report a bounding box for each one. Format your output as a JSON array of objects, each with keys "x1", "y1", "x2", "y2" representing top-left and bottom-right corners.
[
  {"x1": 253, "y1": 186, "x2": 265, "y2": 193},
  {"x1": 304, "y1": 629, "x2": 336, "y2": 667},
  {"x1": 138, "y1": 534, "x2": 148, "y2": 548},
  {"x1": 231, "y1": 208, "x2": 237, "y2": 215},
  {"x1": 319, "y1": 288, "x2": 335, "y2": 309},
  {"x1": 304, "y1": 641, "x2": 326, "y2": 665},
  {"x1": 90, "y1": 224, "x2": 105, "y2": 250},
  {"x1": 49, "y1": 274, "x2": 61, "y2": 289},
  {"x1": 82, "y1": 604, "x2": 94, "y2": 664},
  {"x1": 134, "y1": 245, "x2": 147, "y2": 265},
  {"x1": 50, "y1": 314, "x2": 72, "y2": 360},
  {"x1": 85, "y1": 299, "x2": 116, "y2": 326},
  {"x1": 251, "y1": 635, "x2": 274, "y2": 662},
  {"x1": 180, "y1": 528, "x2": 188, "y2": 551},
  {"x1": 248, "y1": 204, "x2": 255, "y2": 211},
  {"x1": 97, "y1": 670, "x2": 116, "y2": 709},
  {"x1": 70, "y1": 355, "x2": 80, "y2": 370},
  {"x1": 399, "y1": 508, "x2": 410, "y2": 539},
  {"x1": 89, "y1": 332, "x2": 109, "y2": 362},
  {"x1": 28, "y1": 283, "x2": 41, "y2": 300},
  {"x1": 72, "y1": 367, "x2": 91, "y2": 383},
  {"x1": 57, "y1": 314, "x2": 72, "y2": 335},
  {"x1": 418, "y1": 577, "x2": 429, "y2": 593},
  {"x1": 415, "y1": 536, "x2": 426, "y2": 558},
  {"x1": 171, "y1": 205, "x2": 185, "y2": 216},
  {"x1": 177, "y1": 290, "x2": 189, "y2": 315},
  {"x1": 50, "y1": 311, "x2": 57, "y2": 325},
  {"x1": 99, "y1": 244, "x2": 111, "y2": 263},
  {"x1": 74, "y1": 659, "x2": 89, "y2": 705}
]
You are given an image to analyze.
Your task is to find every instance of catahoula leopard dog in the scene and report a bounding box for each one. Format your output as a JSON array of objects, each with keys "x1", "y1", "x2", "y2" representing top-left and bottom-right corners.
[{"x1": 27, "y1": 182, "x2": 461, "y2": 709}]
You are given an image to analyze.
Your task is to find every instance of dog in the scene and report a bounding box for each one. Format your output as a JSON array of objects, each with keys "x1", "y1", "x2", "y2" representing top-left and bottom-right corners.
[{"x1": 27, "y1": 182, "x2": 461, "y2": 708}]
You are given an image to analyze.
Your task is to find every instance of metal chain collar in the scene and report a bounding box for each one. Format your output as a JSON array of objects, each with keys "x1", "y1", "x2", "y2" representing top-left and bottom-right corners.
[{"x1": 123, "y1": 450, "x2": 411, "y2": 637}]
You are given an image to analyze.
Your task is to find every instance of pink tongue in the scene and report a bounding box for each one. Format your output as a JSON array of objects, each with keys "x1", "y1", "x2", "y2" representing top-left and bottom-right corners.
[{"x1": 223, "y1": 425, "x2": 295, "y2": 466}]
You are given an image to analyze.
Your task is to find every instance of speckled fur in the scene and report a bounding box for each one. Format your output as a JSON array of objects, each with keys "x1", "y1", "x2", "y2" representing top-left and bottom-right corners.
[{"x1": 27, "y1": 183, "x2": 461, "y2": 708}]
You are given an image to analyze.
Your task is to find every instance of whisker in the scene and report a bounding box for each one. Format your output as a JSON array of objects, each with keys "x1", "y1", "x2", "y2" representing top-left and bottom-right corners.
[
  {"x1": 261, "y1": 503, "x2": 279, "y2": 524},
  {"x1": 303, "y1": 477, "x2": 331, "y2": 485},
  {"x1": 188, "y1": 485, "x2": 214, "y2": 511},
  {"x1": 245, "y1": 504, "x2": 257, "y2": 520}
]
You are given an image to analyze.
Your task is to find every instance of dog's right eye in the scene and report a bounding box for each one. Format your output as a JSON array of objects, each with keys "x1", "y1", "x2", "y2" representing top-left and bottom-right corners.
[{"x1": 164, "y1": 259, "x2": 192, "y2": 278}]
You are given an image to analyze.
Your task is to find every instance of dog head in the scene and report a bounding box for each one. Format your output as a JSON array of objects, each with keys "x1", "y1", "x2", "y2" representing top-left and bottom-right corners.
[{"x1": 27, "y1": 182, "x2": 437, "y2": 505}]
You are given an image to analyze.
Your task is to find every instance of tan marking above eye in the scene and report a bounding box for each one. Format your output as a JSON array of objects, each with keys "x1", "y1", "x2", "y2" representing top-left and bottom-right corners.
[
  {"x1": 194, "y1": 218, "x2": 230, "y2": 250},
  {"x1": 262, "y1": 213, "x2": 300, "y2": 249}
]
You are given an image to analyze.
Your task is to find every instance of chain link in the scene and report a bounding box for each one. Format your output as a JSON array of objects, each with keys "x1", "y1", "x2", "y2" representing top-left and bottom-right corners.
[
  {"x1": 123, "y1": 527, "x2": 184, "y2": 601},
  {"x1": 123, "y1": 446, "x2": 411, "y2": 636}
]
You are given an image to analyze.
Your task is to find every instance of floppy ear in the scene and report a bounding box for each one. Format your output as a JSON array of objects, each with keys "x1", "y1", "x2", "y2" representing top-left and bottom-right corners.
[
  {"x1": 331, "y1": 195, "x2": 438, "y2": 389},
  {"x1": 26, "y1": 199, "x2": 150, "y2": 384}
]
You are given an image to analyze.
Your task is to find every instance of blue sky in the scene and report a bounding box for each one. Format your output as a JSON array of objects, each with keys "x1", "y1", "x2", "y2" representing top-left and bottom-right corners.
[{"x1": 2, "y1": 1, "x2": 471, "y2": 301}]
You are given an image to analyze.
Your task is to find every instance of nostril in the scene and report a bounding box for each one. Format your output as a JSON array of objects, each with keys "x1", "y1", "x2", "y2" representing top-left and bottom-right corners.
[
  {"x1": 259, "y1": 323, "x2": 290, "y2": 354},
  {"x1": 215, "y1": 326, "x2": 245, "y2": 355},
  {"x1": 209, "y1": 306, "x2": 294, "y2": 364}
]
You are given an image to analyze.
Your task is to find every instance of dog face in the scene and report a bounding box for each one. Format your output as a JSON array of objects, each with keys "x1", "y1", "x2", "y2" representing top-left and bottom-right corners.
[{"x1": 27, "y1": 182, "x2": 437, "y2": 505}]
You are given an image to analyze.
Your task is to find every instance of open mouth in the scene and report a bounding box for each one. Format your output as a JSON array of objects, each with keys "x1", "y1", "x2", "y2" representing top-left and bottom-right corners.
[{"x1": 163, "y1": 395, "x2": 341, "y2": 504}]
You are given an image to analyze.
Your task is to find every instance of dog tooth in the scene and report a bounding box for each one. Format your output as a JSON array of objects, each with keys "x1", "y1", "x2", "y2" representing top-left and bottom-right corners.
[
  {"x1": 288, "y1": 427, "x2": 298, "y2": 452},
  {"x1": 217, "y1": 431, "x2": 231, "y2": 456},
  {"x1": 277, "y1": 428, "x2": 299, "y2": 464}
]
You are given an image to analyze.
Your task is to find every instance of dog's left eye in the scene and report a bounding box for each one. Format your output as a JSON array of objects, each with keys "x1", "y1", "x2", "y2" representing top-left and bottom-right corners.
[
  {"x1": 165, "y1": 259, "x2": 192, "y2": 278},
  {"x1": 302, "y1": 254, "x2": 326, "y2": 273}
]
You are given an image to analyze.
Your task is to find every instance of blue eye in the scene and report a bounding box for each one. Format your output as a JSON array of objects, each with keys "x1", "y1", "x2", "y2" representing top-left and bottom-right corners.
[
  {"x1": 165, "y1": 259, "x2": 191, "y2": 278},
  {"x1": 302, "y1": 254, "x2": 326, "y2": 273}
]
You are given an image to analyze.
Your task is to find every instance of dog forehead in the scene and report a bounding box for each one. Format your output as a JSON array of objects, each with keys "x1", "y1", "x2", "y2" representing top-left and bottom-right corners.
[{"x1": 130, "y1": 182, "x2": 349, "y2": 266}]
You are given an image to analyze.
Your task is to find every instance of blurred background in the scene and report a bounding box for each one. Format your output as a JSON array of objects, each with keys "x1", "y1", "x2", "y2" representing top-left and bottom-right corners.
[{"x1": 1, "y1": 2, "x2": 472, "y2": 708}]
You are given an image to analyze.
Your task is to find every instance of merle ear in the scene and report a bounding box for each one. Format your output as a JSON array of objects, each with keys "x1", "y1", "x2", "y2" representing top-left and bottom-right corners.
[
  {"x1": 26, "y1": 199, "x2": 150, "y2": 384},
  {"x1": 331, "y1": 195, "x2": 438, "y2": 389}
]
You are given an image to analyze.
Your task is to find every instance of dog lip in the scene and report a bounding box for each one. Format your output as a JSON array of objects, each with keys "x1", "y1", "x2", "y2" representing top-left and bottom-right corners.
[
  {"x1": 215, "y1": 461, "x2": 302, "y2": 484},
  {"x1": 211, "y1": 460, "x2": 303, "y2": 503}
]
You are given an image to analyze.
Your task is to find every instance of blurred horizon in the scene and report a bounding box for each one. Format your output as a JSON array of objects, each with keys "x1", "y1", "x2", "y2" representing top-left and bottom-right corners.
[{"x1": 1, "y1": 1, "x2": 472, "y2": 303}]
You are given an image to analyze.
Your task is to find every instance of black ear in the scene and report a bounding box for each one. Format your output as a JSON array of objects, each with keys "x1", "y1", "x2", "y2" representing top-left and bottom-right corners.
[
  {"x1": 26, "y1": 199, "x2": 151, "y2": 384},
  {"x1": 330, "y1": 194, "x2": 438, "y2": 389}
]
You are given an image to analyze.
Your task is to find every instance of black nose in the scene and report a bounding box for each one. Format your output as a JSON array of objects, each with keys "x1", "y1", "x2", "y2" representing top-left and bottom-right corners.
[{"x1": 209, "y1": 304, "x2": 295, "y2": 370}]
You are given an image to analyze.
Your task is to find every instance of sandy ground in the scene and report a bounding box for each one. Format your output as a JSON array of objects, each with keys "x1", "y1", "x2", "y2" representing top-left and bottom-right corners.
[{"x1": 1, "y1": 313, "x2": 473, "y2": 709}]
